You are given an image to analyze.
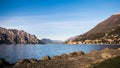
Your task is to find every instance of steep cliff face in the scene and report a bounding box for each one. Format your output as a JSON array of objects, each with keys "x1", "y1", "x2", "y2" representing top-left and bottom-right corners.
[
  {"x1": 0, "y1": 27, "x2": 41, "y2": 44},
  {"x1": 66, "y1": 13, "x2": 120, "y2": 44}
]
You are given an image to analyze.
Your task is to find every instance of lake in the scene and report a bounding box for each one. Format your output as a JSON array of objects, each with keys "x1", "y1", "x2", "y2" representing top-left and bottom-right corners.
[{"x1": 0, "y1": 44, "x2": 120, "y2": 63}]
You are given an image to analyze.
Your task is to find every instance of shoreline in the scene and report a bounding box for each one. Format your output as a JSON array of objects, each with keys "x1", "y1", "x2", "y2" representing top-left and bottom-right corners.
[{"x1": 1, "y1": 47, "x2": 120, "y2": 68}]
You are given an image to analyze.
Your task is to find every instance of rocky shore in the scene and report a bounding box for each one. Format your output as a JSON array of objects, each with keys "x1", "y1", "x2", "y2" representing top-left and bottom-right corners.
[{"x1": 1, "y1": 48, "x2": 120, "y2": 68}]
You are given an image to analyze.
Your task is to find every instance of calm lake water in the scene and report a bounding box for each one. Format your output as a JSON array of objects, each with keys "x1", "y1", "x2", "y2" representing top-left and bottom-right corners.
[{"x1": 0, "y1": 44, "x2": 120, "y2": 63}]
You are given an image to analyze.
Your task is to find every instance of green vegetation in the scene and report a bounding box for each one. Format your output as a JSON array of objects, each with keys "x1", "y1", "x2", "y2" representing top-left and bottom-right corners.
[{"x1": 90, "y1": 56, "x2": 120, "y2": 68}]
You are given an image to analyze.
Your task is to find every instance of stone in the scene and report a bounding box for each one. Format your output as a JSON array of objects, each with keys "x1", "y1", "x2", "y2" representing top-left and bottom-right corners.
[
  {"x1": 69, "y1": 52, "x2": 78, "y2": 57},
  {"x1": 51, "y1": 56, "x2": 61, "y2": 60},
  {"x1": 27, "y1": 63, "x2": 32, "y2": 67},
  {"x1": 0, "y1": 59, "x2": 4, "y2": 65},
  {"x1": 0, "y1": 60, "x2": 4, "y2": 68},
  {"x1": 41, "y1": 56, "x2": 50, "y2": 61},
  {"x1": 69, "y1": 51, "x2": 84, "y2": 57},
  {"x1": 117, "y1": 48, "x2": 120, "y2": 50},
  {"x1": 89, "y1": 50, "x2": 98, "y2": 54},
  {"x1": 101, "y1": 53, "x2": 112, "y2": 59},
  {"x1": 61, "y1": 54, "x2": 68, "y2": 59},
  {"x1": 16, "y1": 59, "x2": 29, "y2": 64},
  {"x1": 30, "y1": 58, "x2": 38, "y2": 63},
  {"x1": 15, "y1": 62, "x2": 20, "y2": 66},
  {"x1": 0, "y1": 58, "x2": 10, "y2": 67},
  {"x1": 100, "y1": 48, "x2": 112, "y2": 53},
  {"x1": 77, "y1": 51, "x2": 85, "y2": 56}
]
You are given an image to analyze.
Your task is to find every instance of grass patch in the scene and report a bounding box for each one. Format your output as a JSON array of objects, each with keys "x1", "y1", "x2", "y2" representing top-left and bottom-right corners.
[{"x1": 90, "y1": 56, "x2": 120, "y2": 68}]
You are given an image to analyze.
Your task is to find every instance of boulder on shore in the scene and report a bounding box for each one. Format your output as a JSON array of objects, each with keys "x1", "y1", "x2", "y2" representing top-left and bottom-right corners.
[
  {"x1": 29, "y1": 58, "x2": 38, "y2": 63},
  {"x1": 15, "y1": 59, "x2": 30, "y2": 66},
  {"x1": 69, "y1": 51, "x2": 84, "y2": 57},
  {"x1": 101, "y1": 53, "x2": 112, "y2": 59},
  {"x1": 51, "y1": 56, "x2": 61, "y2": 60},
  {"x1": 0, "y1": 58, "x2": 10, "y2": 68},
  {"x1": 60, "y1": 54, "x2": 68, "y2": 59},
  {"x1": 41, "y1": 56, "x2": 51, "y2": 61}
]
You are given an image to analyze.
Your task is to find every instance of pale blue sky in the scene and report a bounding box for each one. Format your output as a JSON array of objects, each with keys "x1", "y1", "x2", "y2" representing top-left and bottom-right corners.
[{"x1": 0, "y1": 0, "x2": 120, "y2": 40}]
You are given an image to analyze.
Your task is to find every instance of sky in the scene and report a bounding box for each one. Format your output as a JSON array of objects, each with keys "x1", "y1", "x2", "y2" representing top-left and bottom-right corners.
[{"x1": 0, "y1": 0, "x2": 120, "y2": 41}]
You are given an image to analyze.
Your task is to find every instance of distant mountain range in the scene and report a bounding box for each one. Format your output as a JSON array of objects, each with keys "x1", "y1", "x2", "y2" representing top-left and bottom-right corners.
[
  {"x1": 66, "y1": 13, "x2": 120, "y2": 44},
  {"x1": 41, "y1": 38, "x2": 63, "y2": 44},
  {"x1": 0, "y1": 27, "x2": 41, "y2": 44}
]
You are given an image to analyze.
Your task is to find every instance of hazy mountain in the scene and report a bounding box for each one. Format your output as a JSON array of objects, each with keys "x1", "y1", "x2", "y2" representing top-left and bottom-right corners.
[
  {"x1": 0, "y1": 27, "x2": 41, "y2": 44},
  {"x1": 41, "y1": 38, "x2": 63, "y2": 44},
  {"x1": 66, "y1": 13, "x2": 120, "y2": 44},
  {"x1": 41, "y1": 38, "x2": 53, "y2": 44}
]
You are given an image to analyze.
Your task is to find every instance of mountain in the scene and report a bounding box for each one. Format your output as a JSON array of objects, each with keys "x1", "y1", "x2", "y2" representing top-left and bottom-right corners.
[
  {"x1": 41, "y1": 38, "x2": 53, "y2": 44},
  {"x1": 41, "y1": 38, "x2": 63, "y2": 44},
  {"x1": 66, "y1": 13, "x2": 120, "y2": 44},
  {"x1": 0, "y1": 27, "x2": 41, "y2": 44}
]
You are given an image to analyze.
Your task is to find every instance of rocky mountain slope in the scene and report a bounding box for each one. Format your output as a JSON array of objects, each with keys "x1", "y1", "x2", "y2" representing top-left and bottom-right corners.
[
  {"x1": 0, "y1": 27, "x2": 41, "y2": 44},
  {"x1": 66, "y1": 13, "x2": 120, "y2": 44}
]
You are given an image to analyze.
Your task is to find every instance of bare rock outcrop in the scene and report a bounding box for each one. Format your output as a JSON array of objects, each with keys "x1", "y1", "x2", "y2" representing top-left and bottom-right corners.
[{"x1": 0, "y1": 27, "x2": 41, "y2": 44}]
